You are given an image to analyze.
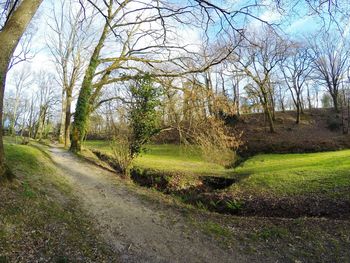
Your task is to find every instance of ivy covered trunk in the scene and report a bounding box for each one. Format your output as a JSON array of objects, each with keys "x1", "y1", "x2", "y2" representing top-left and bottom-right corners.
[
  {"x1": 64, "y1": 92, "x2": 72, "y2": 147},
  {"x1": 70, "y1": 23, "x2": 110, "y2": 152},
  {"x1": 0, "y1": 0, "x2": 43, "y2": 179},
  {"x1": 70, "y1": 78, "x2": 93, "y2": 152}
]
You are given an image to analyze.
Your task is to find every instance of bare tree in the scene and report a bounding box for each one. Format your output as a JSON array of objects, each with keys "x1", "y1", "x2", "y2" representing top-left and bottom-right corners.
[
  {"x1": 309, "y1": 33, "x2": 349, "y2": 112},
  {"x1": 9, "y1": 29, "x2": 36, "y2": 70},
  {"x1": 47, "y1": 0, "x2": 93, "y2": 147},
  {"x1": 7, "y1": 66, "x2": 31, "y2": 135},
  {"x1": 280, "y1": 41, "x2": 312, "y2": 123},
  {"x1": 33, "y1": 71, "x2": 59, "y2": 140},
  {"x1": 235, "y1": 27, "x2": 288, "y2": 132},
  {"x1": 231, "y1": 72, "x2": 243, "y2": 117}
]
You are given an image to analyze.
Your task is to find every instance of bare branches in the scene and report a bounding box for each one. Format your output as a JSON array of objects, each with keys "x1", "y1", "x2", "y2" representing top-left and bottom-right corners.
[
  {"x1": 279, "y1": 40, "x2": 313, "y2": 122},
  {"x1": 0, "y1": 0, "x2": 20, "y2": 30},
  {"x1": 308, "y1": 32, "x2": 350, "y2": 111},
  {"x1": 8, "y1": 30, "x2": 36, "y2": 70}
]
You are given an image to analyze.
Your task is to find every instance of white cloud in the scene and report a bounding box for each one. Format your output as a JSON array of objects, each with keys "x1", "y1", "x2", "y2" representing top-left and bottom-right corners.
[
  {"x1": 286, "y1": 16, "x2": 312, "y2": 33},
  {"x1": 260, "y1": 10, "x2": 282, "y2": 24},
  {"x1": 247, "y1": 9, "x2": 282, "y2": 32}
]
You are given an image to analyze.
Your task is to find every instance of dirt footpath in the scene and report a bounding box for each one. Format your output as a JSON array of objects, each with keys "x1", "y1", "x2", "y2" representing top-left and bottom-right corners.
[{"x1": 48, "y1": 146, "x2": 245, "y2": 263}]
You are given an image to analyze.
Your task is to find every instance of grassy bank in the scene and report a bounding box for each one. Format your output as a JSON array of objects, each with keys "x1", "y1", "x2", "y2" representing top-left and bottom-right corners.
[
  {"x1": 0, "y1": 139, "x2": 117, "y2": 262},
  {"x1": 231, "y1": 150, "x2": 350, "y2": 198},
  {"x1": 84, "y1": 140, "x2": 350, "y2": 217},
  {"x1": 84, "y1": 140, "x2": 350, "y2": 198},
  {"x1": 83, "y1": 140, "x2": 235, "y2": 177}
]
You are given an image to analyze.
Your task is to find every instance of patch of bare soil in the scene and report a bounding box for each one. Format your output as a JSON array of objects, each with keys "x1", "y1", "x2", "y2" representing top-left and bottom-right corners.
[
  {"x1": 189, "y1": 192, "x2": 350, "y2": 219},
  {"x1": 236, "y1": 109, "x2": 350, "y2": 156},
  {"x1": 48, "y1": 146, "x2": 248, "y2": 263}
]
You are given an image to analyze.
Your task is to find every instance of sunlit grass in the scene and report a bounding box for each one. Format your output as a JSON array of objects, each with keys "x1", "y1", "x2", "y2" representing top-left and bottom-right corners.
[
  {"x1": 83, "y1": 140, "x2": 234, "y2": 177},
  {"x1": 84, "y1": 140, "x2": 350, "y2": 198},
  {"x1": 232, "y1": 150, "x2": 350, "y2": 197}
]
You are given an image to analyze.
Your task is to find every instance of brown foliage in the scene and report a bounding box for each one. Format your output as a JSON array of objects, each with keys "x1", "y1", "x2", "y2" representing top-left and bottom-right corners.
[{"x1": 193, "y1": 117, "x2": 242, "y2": 167}]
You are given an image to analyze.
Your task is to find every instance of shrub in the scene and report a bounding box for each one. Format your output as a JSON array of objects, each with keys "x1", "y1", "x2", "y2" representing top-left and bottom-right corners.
[
  {"x1": 128, "y1": 74, "x2": 162, "y2": 157},
  {"x1": 110, "y1": 74, "x2": 162, "y2": 176},
  {"x1": 225, "y1": 199, "x2": 243, "y2": 212},
  {"x1": 327, "y1": 117, "x2": 342, "y2": 131},
  {"x1": 110, "y1": 133, "x2": 133, "y2": 176},
  {"x1": 193, "y1": 117, "x2": 242, "y2": 168}
]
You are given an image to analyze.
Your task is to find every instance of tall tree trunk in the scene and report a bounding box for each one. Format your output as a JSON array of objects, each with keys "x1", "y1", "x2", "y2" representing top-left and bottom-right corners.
[
  {"x1": 279, "y1": 86, "x2": 285, "y2": 113},
  {"x1": 307, "y1": 85, "x2": 312, "y2": 110},
  {"x1": 300, "y1": 94, "x2": 305, "y2": 114},
  {"x1": 59, "y1": 90, "x2": 66, "y2": 143},
  {"x1": 0, "y1": 62, "x2": 8, "y2": 178},
  {"x1": 28, "y1": 95, "x2": 34, "y2": 138},
  {"x1": 296, "y1": 101, "x2": 301, "y2": 124},
  {"x1": 270, "y1": 95, "x2": 276, "y2": 122},
  {"x1": 20, "y1": 115, "x2": 26, "y2": 137},
  {"x1": 260, "y1": 87, "x2": 275, "y2": 133},
  {"x1": 70, "y1": 65, "x2": 96, "y2": 152},
  {"x1": 233, "y1": 82, "x2": 240, "y2": 116},
  {"x1": 35, "y1": 106, "x2": 46, "y2": 140},
  {"x1": 262, "y1": 104, "x2": 275, "y2": 133},
  {"x1": 265, "y1": 105, "x2": 275, "y2": 133},
  {"x1": 0, "y1": 0, "x2": 43, "y2": 179},
  {"x1": 266, "y1": 108, "x2": 275, "y2": 133},
  {"x1": 64, "y1": 93, "x2": 72, "y2": 147},
  {"x1": 332, "y1": 93, "x2": 339, "y2": 112},
  {"x1": 9, "y1": 116, "x2": 15, "y2": 136},
  {"x1": 205, "y1": 73, "x2": 214, "y2": 117},
  {"x1": 10, "y1": 93, "x2": 21, "y2": 136},
  {"x1": 281, "y1": 99, "x2": 285, "y2": 113},
  {"x1": 70, "y1": 21, "x2": 110, "y2": 152}
]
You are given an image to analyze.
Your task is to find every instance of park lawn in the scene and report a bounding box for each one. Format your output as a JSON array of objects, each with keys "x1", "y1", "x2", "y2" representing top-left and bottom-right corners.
[
  {"x1": 231, "y1": 150, "x2": 350, "y2": 197},
  {"x1": 84, "y1": 140, "x2": 350, "y2": 198},
  {"x1": 83, "y1": 140, "x2": 235, "y2": 177}
]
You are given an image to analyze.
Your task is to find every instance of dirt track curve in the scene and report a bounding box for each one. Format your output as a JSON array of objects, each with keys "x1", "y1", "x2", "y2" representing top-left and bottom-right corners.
[{"x1": 48, "y1": 146, "x2": 245, "y2": 263}]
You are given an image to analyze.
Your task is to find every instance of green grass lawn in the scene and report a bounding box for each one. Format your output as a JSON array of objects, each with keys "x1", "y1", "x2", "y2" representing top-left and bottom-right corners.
[
  {"x1": 84, "y1": 140, "x2": 350, "y2": 198},
  {"x1": 83, "y1": 140, "x2": 235, "y2": 177},
  {"x1": 232, "y1": 150, "x2": 350, "y2": 197}
]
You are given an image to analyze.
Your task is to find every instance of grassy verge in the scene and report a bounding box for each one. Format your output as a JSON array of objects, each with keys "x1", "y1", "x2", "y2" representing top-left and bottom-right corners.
[{"x1": 0, "y1": 138, "x2": 117, "y2": 262}]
